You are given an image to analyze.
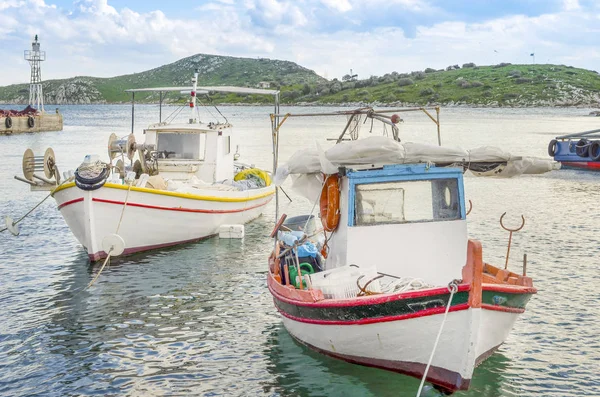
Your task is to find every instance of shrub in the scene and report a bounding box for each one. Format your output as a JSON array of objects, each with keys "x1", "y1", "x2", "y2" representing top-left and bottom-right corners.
[
  {"x1": 433, "y1": 82, "x2": 443, "y2": 88},
  {"x1": 470, "y1": 81, "x2": 484, "y2": 87},
  {"x1": 459, "y1": 95, "x2": 470, "y2": 102},
  {"x1": 424, "y1": 68, "x2": 437, "y2": 73},
  {"x1": 462, "y1": 62, "x2": 476, "y2": 68},
  {"x1": 358, "y1": 90, "x2": 369, "y2": 96},
  {"x1": 411, "y1": 71, "x2": 426, "y2": 80},
  {"x1": 508, "y1": 70, "x2": 522, "y2": 78},
  {"x1": 494, "y1": 62, "x2": 512, "y2": 68},
  {"x1": 515, "y1": 78, "x2": 532, "y2": 84},
  {"x1": 503, "y1": 93, "x2": 519, "y2": 99},
  {"x1": 394, "y1": 89, "x2": 406, "y2": 95},
  {"x1": 397, "y1": 78, "x2": 414, "y2": 87},
  {"x1": 420, "y1": 88, "x2": 435, "y2": 96}
]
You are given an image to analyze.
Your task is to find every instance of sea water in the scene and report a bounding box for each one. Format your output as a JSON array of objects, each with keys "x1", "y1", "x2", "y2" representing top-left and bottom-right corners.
[{"x1": 0, "y1": 105, "x2": 599, "y2": 396}]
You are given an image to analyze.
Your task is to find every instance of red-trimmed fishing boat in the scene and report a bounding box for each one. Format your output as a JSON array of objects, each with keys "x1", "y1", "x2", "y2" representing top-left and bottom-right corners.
[{"x1": 266, "y1": 108, "x2": 538, "y2": 394}]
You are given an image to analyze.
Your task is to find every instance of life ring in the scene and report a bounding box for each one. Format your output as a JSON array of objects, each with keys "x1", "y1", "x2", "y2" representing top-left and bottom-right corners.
[
  {"x1": 27, "y1": 116, "x2": 35, "y2": 128},
  {"x1": 4, "y1": 117, "x2": 12, "y2": 129},
  {"x1": 590, "y1": 141, "x2": 600, "y2": 161},
  {"x1": 75, "y1": 167, "x2": 109, "y2": 185},
  {"x1": 319, "y1": 174, "x2": 340, "y2": 232},
  {"x1": 575, "y1": 138, "x2": 590, "y2": 157},
  {"x1": 547, "y1": 139, "x2": 558, "y2": 157}
]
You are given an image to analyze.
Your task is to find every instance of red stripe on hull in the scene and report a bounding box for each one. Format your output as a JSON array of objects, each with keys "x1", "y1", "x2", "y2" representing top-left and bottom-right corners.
[
  {"x1": 57, "y1": 197, "x2": 84, "y2": 210},
  {"x1": 561, "y1": 161, "x2": 600, "y2": 170},
  {"x1": 269, "y1": 277, "x2": 470, "y2": 309},
  {"x1": 480, "y1": 303, "x2": 525, "y2": 313},
  {"x1": 482, "y1": 284, "x2": 537, "y2": 294},
  {"x1": 92, "y1": 197, "x2": 271, "y2": 214},
  {"x1": 276, "y1": 302, "x2": 470, "y2": 325},
  {"x1": 88, "y1": 234, "x2": 216, "y2": 261},
  {"x1": 288, "y1": 333, "x2": 470, "y2": 392}
]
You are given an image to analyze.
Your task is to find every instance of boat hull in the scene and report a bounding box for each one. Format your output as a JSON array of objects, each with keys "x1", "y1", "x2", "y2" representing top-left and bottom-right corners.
[
  {"x1": 267, "y1": 240, "x2": 536, "y2": 393},
  {"x1": 54, "y1": 182, "x2": 274, "y2": 261}
]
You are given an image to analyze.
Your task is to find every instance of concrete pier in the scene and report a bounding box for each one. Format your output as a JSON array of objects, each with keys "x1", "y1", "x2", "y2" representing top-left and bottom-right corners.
[{"x1": 0, "y1": 112, "x2": 63, "y2": 135}]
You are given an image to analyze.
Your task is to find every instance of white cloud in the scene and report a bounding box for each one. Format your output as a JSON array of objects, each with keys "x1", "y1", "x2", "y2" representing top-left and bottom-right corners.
[
  {"x1": 0, "y1": 0, "x2": 599, "y2": 86},
  {"x1": 320, "y1": 0, "x2": 352, "y2": 12},
  {"x1": 563, "y1": 0, "x2": 580, "y2": 11}
]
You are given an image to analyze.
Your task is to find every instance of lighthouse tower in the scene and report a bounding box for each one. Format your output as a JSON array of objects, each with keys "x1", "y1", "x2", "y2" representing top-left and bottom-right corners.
[{"x1": 24, "y1": 35, "x2": 45, "y2": 112}]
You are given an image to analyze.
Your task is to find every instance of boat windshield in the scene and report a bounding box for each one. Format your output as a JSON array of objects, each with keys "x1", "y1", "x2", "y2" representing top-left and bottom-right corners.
[
  {"x1": 157, "y1": 132, "x2": 205, "y2": 160},
  {"x1": 354, "y1": 178, "x2": 460, "y2": 225}
]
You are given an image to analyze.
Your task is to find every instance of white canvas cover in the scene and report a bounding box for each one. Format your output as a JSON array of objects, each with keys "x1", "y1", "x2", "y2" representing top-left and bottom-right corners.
[{"x1": 274, "y1": 136, "x2": 558, "y2": 185}]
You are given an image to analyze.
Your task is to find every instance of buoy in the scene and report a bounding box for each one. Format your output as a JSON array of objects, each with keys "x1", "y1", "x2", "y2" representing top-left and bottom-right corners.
[
  {"x1": 101, "y1": 233, "x2": 125, "y2": 256},
  {"x1": 5, "y1": 216, "x2": 19, "y2": 236}
]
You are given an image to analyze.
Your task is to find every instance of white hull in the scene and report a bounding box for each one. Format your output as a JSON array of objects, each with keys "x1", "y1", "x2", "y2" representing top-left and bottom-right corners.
[
  {"x1": 54, "y1": 182, "x2": 274, "y2": 260},
  {"x1": 475, "y1": 308, "x2": 521, "y2": 364},
  {"x1": 281, "y1": 308, "x2": 480, "y2": 390}
]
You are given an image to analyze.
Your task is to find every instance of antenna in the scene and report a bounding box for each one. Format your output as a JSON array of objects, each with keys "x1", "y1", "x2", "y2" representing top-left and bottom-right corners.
[
  {"x1": 189, "y1": 69, "x2": 199, "y2": 124},
  {"x1": 24, "y1": 35, "x2": 46, "y2": 112}
]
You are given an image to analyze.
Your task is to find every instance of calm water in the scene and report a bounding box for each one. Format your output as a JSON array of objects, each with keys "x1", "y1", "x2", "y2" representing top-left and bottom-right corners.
[{"x1": 0, "y1": 105, "x2": 599, "y2": 396}]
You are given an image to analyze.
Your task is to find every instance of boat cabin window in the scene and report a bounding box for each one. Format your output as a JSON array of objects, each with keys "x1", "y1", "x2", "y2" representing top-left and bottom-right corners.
[
  {"x1": 354, "y1": 178, "x2": 460, "y2": 226},
  {"x1": 157, "y1": 132, "x2": 205, "y2": 160}
]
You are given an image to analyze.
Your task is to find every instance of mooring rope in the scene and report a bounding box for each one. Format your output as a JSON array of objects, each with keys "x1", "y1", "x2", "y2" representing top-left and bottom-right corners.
[
  {"x1": 416, "y1": 280, "x2": 460, "y2": 397},
  {"x1": 0, "y1": 177, "x2": 75, "y2": 234},
  {"x1": 86, "y1": 179, "x2": 133, "y2": 289}
]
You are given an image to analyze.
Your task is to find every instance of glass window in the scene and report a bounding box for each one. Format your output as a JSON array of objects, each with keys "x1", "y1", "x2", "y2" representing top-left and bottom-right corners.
[
  {"x1": 355, "y1": 178, "x2": 460, "y2": 226},
  {"x1": 157, "y1": 133, "x2": 203, "y2": 160}
]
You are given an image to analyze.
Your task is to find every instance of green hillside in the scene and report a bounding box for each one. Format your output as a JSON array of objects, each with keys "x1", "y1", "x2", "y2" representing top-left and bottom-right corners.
[
  {"x1": 1, "y1": 59, "x2": 599, "y2": 107},
  {"x1": 290, "y1": 63, "x2": 600, "y2": 107},
  {"x1": 0, "y1": 53, "x2": 327, "y2": 104}
]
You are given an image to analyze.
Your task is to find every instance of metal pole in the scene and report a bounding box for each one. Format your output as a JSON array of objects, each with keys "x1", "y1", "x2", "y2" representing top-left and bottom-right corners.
[
  {"x1": 273, "y1": 92, "x2": 280, "y2": 222},
  {"x1": 159, "y1": 91, "x2": 163, "y2": 123},
  {"x1": 436, "y1": 106, "x2": 441, "y2": 146},
  {"x1": 131, "y1": 92, "x2": 135, "y2": 134}
]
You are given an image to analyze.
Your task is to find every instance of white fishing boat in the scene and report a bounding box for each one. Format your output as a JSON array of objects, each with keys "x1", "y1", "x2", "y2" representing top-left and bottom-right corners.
[
  {"x1": 265, "y1": 108, "x2": 551, "y2": 394},
  {"x1": 12, "y1": 72, "x2": 277, "y2": 261}
]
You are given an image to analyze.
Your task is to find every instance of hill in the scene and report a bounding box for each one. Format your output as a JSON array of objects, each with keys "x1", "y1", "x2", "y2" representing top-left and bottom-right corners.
[
  {"x1": 1, "y1": 59, "x2": 599, "y2": 107},
  {"x1": 0, "y1": 54, "x2": 326, "y2": 104},
  {"x1": 287, "y1": 63, "x2": 600, "y2": 107}
]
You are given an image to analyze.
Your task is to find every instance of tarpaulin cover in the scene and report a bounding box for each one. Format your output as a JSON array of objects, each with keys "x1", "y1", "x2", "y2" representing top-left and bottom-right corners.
[{"x1": 274, "y1": 136, "x2": 559, "y2": 195}]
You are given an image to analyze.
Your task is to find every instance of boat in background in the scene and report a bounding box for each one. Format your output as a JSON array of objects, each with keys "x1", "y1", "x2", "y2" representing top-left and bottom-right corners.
[
  {"x1": 12, "y1": 71, "x2": 277, "y2": 261},
  {"x1": 548, "y1": 129, "x2": 600, "y2": 170},
  {"x1": 266, "y1": 107, "x2": 541, "y2": 394}
]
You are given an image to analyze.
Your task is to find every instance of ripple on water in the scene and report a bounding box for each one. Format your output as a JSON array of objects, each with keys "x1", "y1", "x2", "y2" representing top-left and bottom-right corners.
[{"x1": 1, "y1": 106, "x2": 600, "y2": 396}]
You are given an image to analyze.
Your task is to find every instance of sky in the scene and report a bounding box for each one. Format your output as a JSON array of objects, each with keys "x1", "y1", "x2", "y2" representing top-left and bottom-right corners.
[{"x1": 0, "y1": 0, "x2": 599, "y2": 86}]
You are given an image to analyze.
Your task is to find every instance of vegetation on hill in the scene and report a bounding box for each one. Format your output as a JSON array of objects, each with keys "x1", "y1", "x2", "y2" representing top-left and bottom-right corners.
[
  {"x1": 1, "y1": 57, "x2": 599, "y2": 107},
  {"x1": 272, "y1": 63, "x2": 600, "y2": 107},
  {"x1": 0, "y1": 53, "x2": 326, "y2": 104}
]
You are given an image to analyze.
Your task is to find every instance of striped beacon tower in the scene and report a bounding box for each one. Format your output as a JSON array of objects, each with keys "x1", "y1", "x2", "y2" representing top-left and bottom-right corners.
[{"x1": 24, "y1": 34, "x2": 45, "y2": 112}]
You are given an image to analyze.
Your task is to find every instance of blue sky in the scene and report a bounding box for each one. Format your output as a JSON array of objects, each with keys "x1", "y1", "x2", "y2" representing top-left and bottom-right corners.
[{"x1": 0, "y1": 0, "x2": 599, "y2": 85}]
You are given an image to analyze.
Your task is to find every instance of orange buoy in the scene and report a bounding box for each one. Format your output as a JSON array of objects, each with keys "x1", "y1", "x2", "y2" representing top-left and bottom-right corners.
[{"x1": 320, "y1": 174, "x2": 340, "y2": 232}]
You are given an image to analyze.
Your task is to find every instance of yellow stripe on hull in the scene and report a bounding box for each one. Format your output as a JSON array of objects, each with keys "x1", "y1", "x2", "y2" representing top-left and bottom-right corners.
[{"x1": 53, "y1": 182, "x2": 275, "y2": 202}]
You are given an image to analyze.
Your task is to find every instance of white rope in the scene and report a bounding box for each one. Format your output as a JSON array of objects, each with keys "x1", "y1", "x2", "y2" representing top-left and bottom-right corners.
[
  {"x1": 86, "y1": 179, "x2": 133, "y2": 289},
  {"x1": 416, "y1": 280, "x2": 460, "y2": 397},
  {"x1": 85, "y1": 248, "x2": 114, "y2": 289},
  {"x1": 77, "y1": 160, "x2": 107, "y2": 179}
]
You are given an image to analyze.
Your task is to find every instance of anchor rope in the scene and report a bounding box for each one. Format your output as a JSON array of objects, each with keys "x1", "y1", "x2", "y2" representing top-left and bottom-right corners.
[
  {"x1": 416, "y1": 279, "x2": 460, "y2": 397},
  {"x1": 86, "y1": 179, "x2": 133, "y2": 289},
  {"x1": 1, "y1": 176, "x2": 74, "y2": 234}
]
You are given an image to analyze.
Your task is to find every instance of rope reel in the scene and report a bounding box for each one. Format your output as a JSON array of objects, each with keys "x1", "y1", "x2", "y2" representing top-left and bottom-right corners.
[
  {"x1": 21, "y1": 147, "x2": 58, "y2": 182},
  {"x1": 108, "y1": 133, "x2": 137, "y2": 161}
]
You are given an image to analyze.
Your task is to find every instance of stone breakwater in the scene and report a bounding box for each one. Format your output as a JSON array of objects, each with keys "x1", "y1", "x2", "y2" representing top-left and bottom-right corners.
[{"x1": 0, "y1": 112, "x2": 63, "y2": 135}]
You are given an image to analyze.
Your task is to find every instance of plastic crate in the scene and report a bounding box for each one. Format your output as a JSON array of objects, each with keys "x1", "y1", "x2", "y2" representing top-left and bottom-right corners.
[{"x1": 309, "y1": 265, "x2": 381, "y2": 299}]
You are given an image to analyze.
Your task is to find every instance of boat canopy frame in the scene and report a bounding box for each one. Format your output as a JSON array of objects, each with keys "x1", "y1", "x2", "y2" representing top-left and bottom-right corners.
[
  {"x1": 554, "y1": 128, "x2": 600, "y2": 140},
  {"x1": 269, "y1": 106, "x2": 442, "y2": 220},
  {"x1": 125, "y1": 85, "x2": 281, "y2": 135}
]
